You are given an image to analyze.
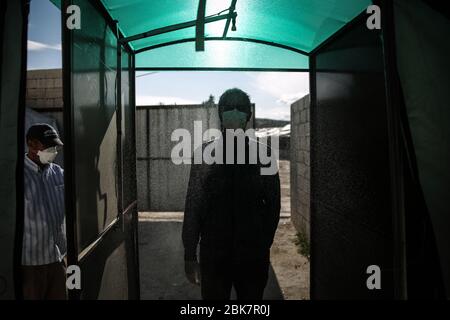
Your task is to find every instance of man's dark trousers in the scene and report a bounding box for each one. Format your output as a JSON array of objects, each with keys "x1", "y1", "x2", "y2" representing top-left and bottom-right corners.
[{"x1": 200, "y1": 259, "x2": 269, "y2": 300}]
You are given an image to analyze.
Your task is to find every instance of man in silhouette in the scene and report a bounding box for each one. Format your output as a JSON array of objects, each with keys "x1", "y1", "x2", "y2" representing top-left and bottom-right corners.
[{"x1": 182, "y1": 88, "x2": 281, "y2": 300}]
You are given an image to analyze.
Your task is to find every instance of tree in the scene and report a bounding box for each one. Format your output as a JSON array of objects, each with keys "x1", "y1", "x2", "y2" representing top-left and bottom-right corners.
[{"x1": 203, "y1": 94, "x2": 215, "y2": 106}]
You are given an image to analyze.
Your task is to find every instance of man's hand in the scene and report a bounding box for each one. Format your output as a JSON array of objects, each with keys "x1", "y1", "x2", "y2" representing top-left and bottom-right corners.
[{"x1": 185, "y1": 260, "x2": 201, "y2": 285}]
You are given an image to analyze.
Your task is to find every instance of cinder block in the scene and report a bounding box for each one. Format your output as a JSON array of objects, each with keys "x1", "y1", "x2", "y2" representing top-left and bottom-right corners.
[
  {"x1": 299, "y1": 123, "x2": 305, "y2": 136},
  {"x1": 298, "y1": 163, "x2": 307, "y2": 177},
  {"x1": 54, "y1": 98, "x2": 64, "y2": 107},
  {"x1": 45, "y1": 78, "x2": 55, "y2": 88},
  {"x1": 45, "y1": 88, "x2": 62, "y2": 99},
  {"x1": 297, "y1": 150, "x2": 304, "y2": 163},
  {"x1": 54, "y1": 78, "x2": 63, "y2": 88},
  {"x1": 305, "y1": 165, "x2": 310, "y2": 180},
  {"x1": 299, "y1": 177, "x2": 306, "y2": 192},
  {"x1": 299, "y1": 190, "x2": 309, "y2": 206},
  {"x1": 35, "y1": 99, "x2": 47, "y2": 108},
  {"x1": 36, "y1": 79, "x2": 47, "y2": 88},
  {"x1": 45, "y1": 98, "x2": 55, "y2": 108},
  {"x1": 300, "y1": 110, "x2": 306, "y2": 123},
  {"x1": 305, "y1": 151, "x2": 310, "y2": 166},
  {"x1": 300, "y1": 137, "x2": 307, "y2": 151},
  {"x1": 294, "y1": 109, "x2": 300, "y2": 124},
  {"x1": 26, "y1": 88, "x2": 39, "y2": 99},
  {"x1": 27, "y1": 79, "x2": 38, "y2": 89}
]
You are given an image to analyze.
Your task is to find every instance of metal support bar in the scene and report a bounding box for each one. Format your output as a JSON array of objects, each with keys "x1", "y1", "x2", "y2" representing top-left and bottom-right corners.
[
  {"x1": 115, "y1": 22, "x2": 124, "y2": 224},
  {"x1": 223, "y1": 0, "x2": 237, "y2": 38},
  {"x1": 381, "y1": 0, "x2": 408, "y2": 300},
  {"x1": 196, "y1": 0, "x2": 206, "y2": 51},
  {"x1": 61, "y1": 0, "x2": 80, "y2": 300},
  {"x1": 308, "y1": 54, "x2": 317, "y2": 300},
  {"x1": 134, "y1": 36, "x2": 310, "y2": 56},
  {"x1": 87, "y1": 0, "x2": 132, "y2": 53},
  {"x1": 120, "y1": 11, "x2": 237, "y2": 44},
  {"x1": 129, "y1": 53, "x2": 141, "y2": 299},
  {"x1": 135, "y1": 67, "x2": 308, "y2": 72}
]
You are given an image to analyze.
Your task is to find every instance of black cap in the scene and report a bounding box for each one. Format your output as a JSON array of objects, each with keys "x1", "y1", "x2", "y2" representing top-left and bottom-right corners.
[{"x1": 26, "y1": 123, "x2": 63, "y2": 147}]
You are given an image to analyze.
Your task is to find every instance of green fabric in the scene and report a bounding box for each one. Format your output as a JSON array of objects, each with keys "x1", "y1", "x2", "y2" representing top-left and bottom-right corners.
[
  {"x1": 102, "y1": 0, "x2": 370, "y2": 52},
  {"x1": 52, "y1": 0, "x2": 371, "y2": 69}
]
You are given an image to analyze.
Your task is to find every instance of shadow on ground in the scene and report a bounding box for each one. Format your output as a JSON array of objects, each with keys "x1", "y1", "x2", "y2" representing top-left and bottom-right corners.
[{"x1": 138, "y1": 219, "x2": 283, "y2": 300}]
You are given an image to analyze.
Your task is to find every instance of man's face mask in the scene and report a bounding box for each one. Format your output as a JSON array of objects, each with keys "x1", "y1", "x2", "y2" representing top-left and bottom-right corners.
[
  {"x1": 221, "y1": 109, "x2": 248, "y2": 130},
  {"x1": 37, "y1": 146, "x2": 58, "y2": 164}
]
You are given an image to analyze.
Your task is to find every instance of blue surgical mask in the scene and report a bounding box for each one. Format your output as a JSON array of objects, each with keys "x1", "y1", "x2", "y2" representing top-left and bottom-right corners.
[{"x1": 222, "y1": 109, "x2": 248, "y2": 129}]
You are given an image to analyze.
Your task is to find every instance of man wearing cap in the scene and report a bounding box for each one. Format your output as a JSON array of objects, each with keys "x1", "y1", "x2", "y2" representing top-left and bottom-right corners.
[{"x1": 22, "y1": 123, "x2": 67, "y2": 300}]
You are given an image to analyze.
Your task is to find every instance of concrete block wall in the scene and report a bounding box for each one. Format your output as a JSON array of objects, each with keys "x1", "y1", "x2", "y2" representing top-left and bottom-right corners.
[
  {"x1": 136, "y1": 103, "x2": 256, "y2": 212},
  {"x1": 26, "y1": 69, "x2": 64, "y2": 131},
  {"x1": 25, "y1": 69, "x2": 64, "y2": 165},
  {"x1": 26, "y1": 69, "x2": 63, "y2": 106},
  {"x1": 290, "y1": 94, "x2": 310, "y2": 239}
]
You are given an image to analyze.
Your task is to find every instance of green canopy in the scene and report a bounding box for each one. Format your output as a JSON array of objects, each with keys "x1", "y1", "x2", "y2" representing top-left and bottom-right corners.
[{"x1": 54, "y1": 0, "x2": 371, "y2": 70}]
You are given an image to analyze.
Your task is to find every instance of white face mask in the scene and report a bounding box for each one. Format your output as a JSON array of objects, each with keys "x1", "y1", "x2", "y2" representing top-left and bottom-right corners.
[
  {"x1": 37, "y1": 146, "x2": 58, "y2": 164},
  {"x1": 222, "y1": 109, "x2": 248, "y2": 130}
]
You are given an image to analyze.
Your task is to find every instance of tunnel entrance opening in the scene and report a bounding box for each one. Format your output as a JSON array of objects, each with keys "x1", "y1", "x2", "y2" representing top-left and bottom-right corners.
[
  {"x1": 5, "y1": 0, "x2": 447, "y2": 301},
  {"x1": 135, "y1": 70, "x2": 310, "y2": 300}
]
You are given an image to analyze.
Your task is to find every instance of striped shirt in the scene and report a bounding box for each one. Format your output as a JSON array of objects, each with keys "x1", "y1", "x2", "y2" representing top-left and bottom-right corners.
[{"x1": 22, "y1": 154, "x2": 67, "y2": 266}]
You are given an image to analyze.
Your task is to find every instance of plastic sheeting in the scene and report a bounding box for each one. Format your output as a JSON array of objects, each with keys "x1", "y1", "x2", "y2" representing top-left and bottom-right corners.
[
  {"x1": 51, "y1": 0, "x2": 372, "y2": 69},
  {"x1": 394, "y1": 0, "x2": 450, "y2": 297},
  {"x1": 64, "y1": 0, "x2": 139, "y2": 299},
  {"x1": 101, "y1": 0, "x2": 371, "y2": 53},
  {"x1": 0, "y1": 0, "x2": 27, "y2": 299},
  {"x1": 136, "y1": 40, "x2": 309, "y2": 70},
  {"x1": 312, "y1": 18, "x2": 394, "y2": 299}
]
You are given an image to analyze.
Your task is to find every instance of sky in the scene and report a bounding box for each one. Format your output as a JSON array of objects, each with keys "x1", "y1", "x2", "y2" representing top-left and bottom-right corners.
[{"x1": 27, "y1": 0, "x2": 309, "y2": 120}]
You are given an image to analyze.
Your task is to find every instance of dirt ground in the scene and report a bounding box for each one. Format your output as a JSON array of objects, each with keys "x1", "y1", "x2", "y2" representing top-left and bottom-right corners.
[
  {"x1": 138, "y1": 160, "x2": 310, "y2": 300},
  {"x1": 272, "y1": 160, "x2": 310, "y2": 300},
  {"x1": 270, "y1": 218, "x2": 310, "y2": 300},
  {"x1": 138, "y1": 214, "x2": 310, "y2": 300}
]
